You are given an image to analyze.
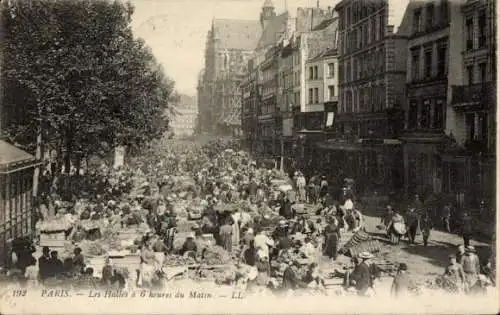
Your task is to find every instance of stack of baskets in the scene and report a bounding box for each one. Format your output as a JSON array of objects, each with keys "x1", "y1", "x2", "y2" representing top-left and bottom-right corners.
[{"x1": 339, "y1": 230, "x2": 381, "y2": 257}]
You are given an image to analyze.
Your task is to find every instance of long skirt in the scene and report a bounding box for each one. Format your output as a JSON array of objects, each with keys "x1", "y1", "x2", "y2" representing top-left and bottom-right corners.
[
  {"x1": 324, "y1": 233, "x2": 339, "y2": 259},
  {"x1": 220, "y1": 233, "x2": 232, "y2": 252},
  {"x1": 138, "y1": 263, "x2": 155, "y2": 287},
  {"x1": 165, "y1": 228, "x2": 176, "y2": 251},
  {"x1": 232, "y1": 222, "x2": 240, "y2": 246}
]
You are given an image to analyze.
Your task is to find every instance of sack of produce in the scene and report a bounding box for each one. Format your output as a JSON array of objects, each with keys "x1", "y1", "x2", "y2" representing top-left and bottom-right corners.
[{"x1": 199, "y1": 245, "x2": 232, "y2": 265}]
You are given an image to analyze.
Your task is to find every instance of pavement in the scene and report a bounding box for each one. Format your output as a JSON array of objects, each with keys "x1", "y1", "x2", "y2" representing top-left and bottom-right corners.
[{"x1": 320, "y1": 206, "x2": 490, "y2": 284}]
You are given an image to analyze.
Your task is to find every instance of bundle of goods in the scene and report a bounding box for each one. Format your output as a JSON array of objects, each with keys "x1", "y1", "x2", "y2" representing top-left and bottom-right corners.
[
  {"x1": 433, "y1": 275, "x2": 463, "y2": 293},
  {"x1": 176, "y1": 218, "x2": 198, "y2": 233},
  {"x1": 339, "y1": 230, "x2": 381, "y2": 257},
  {"x1": 163, "y1": 255, "x2": 197, "y2": 266},
  {"x1": 123, "y1": 211, "x2": 144, "y2": 226},
  {"x1": 187, "y1": 205, "x2": 203, "y2": 220},
  {"x1": 292, "y1": 203, "x2": 315, "y2": 215},
  {"x1": 36, "y1": 215, "x2": 75, "y2": 232},
  {"x1": 214, "y1": 203, "x2": 237, "y2": 214},
  {"x1": 270, "y1": 179, "x2": 288, "y2": 187},
  {"x1": 173, "y1": 201, "x2": 189, "y2": 218},
  {"x1": 77, "y1": 240, "x2": 107, "y2": 257},
  {"x1": 198, "y1": 245, "x2": 232, "y2": 265}
]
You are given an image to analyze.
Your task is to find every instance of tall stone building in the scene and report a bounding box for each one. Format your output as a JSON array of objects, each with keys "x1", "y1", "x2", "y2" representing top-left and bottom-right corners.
[
  {"x1": 445, "y1": 0, "x2": 496, "y2": 207},
  {"x1": 197, "y1": 18, "x2": 261, "y2": 135},
  {"x1": 332, "y1": 0, "x2": 410, "y2": 195},
  {"x1": 399, "y1": 0, "x2": 496, "y2": 208}
]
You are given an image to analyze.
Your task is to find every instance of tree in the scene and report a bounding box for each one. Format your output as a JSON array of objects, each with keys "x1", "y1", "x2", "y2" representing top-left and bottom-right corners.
[{"x1": 1, "y1": 0, "x2": 176, "y2": 173}]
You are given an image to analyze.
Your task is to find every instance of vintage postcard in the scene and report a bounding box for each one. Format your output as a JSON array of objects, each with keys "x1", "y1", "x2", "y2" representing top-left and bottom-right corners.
[{"x1": 0, "y1": 0, "x2": 498, "y2": 314}]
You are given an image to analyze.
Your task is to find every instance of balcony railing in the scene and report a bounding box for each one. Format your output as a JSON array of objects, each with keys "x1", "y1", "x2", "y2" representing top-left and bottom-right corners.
[{"x1": 451, "y1": 82, "x2": 495, "y2": 106}]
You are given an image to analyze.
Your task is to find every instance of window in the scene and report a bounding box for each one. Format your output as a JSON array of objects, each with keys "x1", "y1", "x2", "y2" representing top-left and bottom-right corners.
[
  {"x1": 478, "y1": 10, "x2": 486, "y2": 48},
  {"x1": 346, "y1": 60, "x2": 351, "y2": 81},
  {"x1": 364, "y1": 24, "x2": 369, "y2": 46},
  {"x1": 379, "y1": 12, "x2": 385, "y2": 39},
  {"x1": 379, "y1": 49, "x2": 384, "y2": 72},
  {"x1": 314, "y1": 66, "x2": 319, "y2": 79},
  {"x1": 426, "y1": 3, "x2": 435, "y2": 29},
  {"x1": 479, "y1": 62, "x2": 487, "y2": 82},
  {"x1": 353, "y1": 59, "x2": 358, "y2": 80},
  {"x1": 413, "y1": 9, "x2": 422, "y2": 33},
  {"x1": 437, "y1": 44, "x2": 447, "y2": 77},
  {"x1": 434, "y1": 99, "x2": 444, "y2": 129},
  {"x1": 346, "y1": 91, "x2": 353, "y2": 112},
  {"x1": 466, "y1": 17, "x2": 474, "y2": 50},
  {"x1": 424, "y1": 50, "x2": 432, "y2": 78},
  {"x1": 314, "y1": 88, "x2": 319, "y2": 104},
  {"x1": 421, "y1": 100, "x2": 431, "y2": 129},
  {"x1": 467, "y1": 65, "x2": 474, "y2": 85},
  {"x1": 309, "y1": 67, "x2": 314, "y2": 79},
  {"x1": 346, "y1": 7, "x2": 351, "y2": 27},
  {"x1": 308, "y1": 88, "x2": 313, "y2": 104},
  {"x1": 328, "y1": 85, "x2": 335, "y2": 100},
  {"x1": 328, "y1": 63, "x2": 335, "y2": 77},
  {"x1": 440, "y1": 0, "x2": 449, "y2": 23},
  {"x1": 371, "y1": 18, "x2": 376, "y2": 42},
  {"x1": 411, "y1": 48, "x2": 420, "y2": 81},
  {"x1": 466, "y1": 113, "x2": 475, "y2": 141}
]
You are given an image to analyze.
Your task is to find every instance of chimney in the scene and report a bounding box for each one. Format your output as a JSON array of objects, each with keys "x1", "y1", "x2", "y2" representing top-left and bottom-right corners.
[{"x1": 317, "y1": 0, "x2": 319, "y2": 8}]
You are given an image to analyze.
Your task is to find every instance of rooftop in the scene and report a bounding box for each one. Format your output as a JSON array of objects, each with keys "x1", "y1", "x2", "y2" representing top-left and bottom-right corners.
[{"x1": 0, "y1": 140, "x2": 37, "y2": 170}]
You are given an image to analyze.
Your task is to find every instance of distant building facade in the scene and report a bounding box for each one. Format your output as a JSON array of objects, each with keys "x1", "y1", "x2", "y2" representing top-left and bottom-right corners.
[
  {"x1": 197, "y1": 18, "x2": 261, "y2": 136},
  {"x1": 171, "y1": 102, "x2": 198, "y2": 137},
  {"x1": 242, "y1": 1, "x2": 338, "y2": 171}
]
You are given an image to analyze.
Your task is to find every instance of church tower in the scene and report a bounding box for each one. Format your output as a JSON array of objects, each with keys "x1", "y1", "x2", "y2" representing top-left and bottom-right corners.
[{"x1": 260, "y1": 0, "x2": 276, "y2": 29}]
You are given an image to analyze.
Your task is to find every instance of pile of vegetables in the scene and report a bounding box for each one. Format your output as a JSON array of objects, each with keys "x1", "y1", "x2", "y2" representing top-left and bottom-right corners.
[
  {"x1": 77, "y1": 240, "x2": 107, "y2": 257},
  {"x1": 198, "y1": 245, "x2": 232, "y2": 265},
  {"x1": 163, "y1": 255, "x2": 196, "y2": 266}
]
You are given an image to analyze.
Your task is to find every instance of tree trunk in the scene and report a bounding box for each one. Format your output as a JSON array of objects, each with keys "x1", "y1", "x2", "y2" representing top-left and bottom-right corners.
[{"x1": 32, "y1": 125, "x2": 43, "y2": 199}]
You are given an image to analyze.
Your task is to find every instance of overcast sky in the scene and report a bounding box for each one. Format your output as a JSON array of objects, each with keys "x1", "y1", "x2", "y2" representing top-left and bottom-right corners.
[{"x1": 130, "y1": 0, "x2": 407, "y2": 96}]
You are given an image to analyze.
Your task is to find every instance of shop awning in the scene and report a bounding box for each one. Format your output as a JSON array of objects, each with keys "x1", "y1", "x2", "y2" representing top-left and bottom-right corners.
[
  {"x1": 0, "y1": 140, "x2": 40, "y2": 173},
  {"x1": 316, "y1": 138, "x2": 401, "y2": 152},
  {"x1": 316, "y1": 141, "x2": 365, "y2": 152}
]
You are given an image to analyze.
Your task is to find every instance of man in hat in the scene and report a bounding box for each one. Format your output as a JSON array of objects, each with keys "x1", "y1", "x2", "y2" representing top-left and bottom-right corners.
[
  {"x1": 38, "y1": 246, "x2": 52, "y2": 281},
  {"x1": 420, "y1": 211, "x2": 433, "y2": 247},
  {"x1": 296, "y1": 172, "x2": 307, "y2": 203},
  {"x1": 319, "y1": 176, "x2": 328, "y2": 199},
  {"x1": 405, "y1": 207, "x2": 419, "y2": 245},
  {"x1": 460, "y1": 245, "x2": 481, "y2": 291},
  {"x1": 442, "y1": 202, "x2": 453, "y2": 233},
  {"x1": 350, "y1": 252, "x2": 375, "y2": 296},
  {"x1": 391, "y1": 263, "x2": 415, "y2": 298},
  {"x1": 460, "y1": 212, "x2": 473, "y2": 247}
]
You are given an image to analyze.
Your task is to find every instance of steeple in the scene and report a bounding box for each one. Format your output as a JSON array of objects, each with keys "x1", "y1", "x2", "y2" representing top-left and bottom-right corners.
[{"x1": 260, "y1": 0, "x2": 276, "y2": 29}]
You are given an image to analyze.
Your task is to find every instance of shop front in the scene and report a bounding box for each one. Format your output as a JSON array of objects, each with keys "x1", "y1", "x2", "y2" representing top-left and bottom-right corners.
[
  {"x1": 0, "y1": 140, "x2": 40, "y2": 267},
  {"x1": 401, "y1": 134, "x2": 445, "y2": 197},
  {"x1": 316, "y1": 139, "x2": 403, "y2": 197}
]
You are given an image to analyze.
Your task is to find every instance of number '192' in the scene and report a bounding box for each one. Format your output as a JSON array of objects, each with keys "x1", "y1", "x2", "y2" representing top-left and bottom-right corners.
[{"x1": 12, "y1": 289, "x2": 26, "y2": 297}]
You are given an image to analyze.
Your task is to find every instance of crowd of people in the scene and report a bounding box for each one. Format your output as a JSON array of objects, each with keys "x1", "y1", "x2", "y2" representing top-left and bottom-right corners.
[{"x1": 2, "y1": 138, "x2": 495, "y2": 299}]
